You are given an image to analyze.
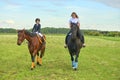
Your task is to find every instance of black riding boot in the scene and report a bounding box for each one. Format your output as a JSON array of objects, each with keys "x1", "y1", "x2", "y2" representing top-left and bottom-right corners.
[
  {"x1": 64, "y1": 35, "x2": 69, "y2": 48},
  {"x1": 77, "y1": 30, "x2": 86, "y2": 47},
  {"x1": 64, "y1": 31, "x2": 71, "y2": 48}
]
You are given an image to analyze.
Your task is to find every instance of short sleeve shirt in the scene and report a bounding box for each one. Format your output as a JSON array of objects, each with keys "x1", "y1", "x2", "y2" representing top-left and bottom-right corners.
[{"x1": 69, "y1": 18, "x2": 79, "y2": 24}]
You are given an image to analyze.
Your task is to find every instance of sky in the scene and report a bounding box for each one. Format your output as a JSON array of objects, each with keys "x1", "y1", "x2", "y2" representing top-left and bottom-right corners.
[{"x1": 0, "y1": 0, "x2": 120, "y2": 31}]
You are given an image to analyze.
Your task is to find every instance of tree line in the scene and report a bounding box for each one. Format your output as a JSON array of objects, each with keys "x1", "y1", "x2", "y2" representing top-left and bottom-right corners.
[{"x1": 0, "y1": 28, "x2": 120, "y2": 37}]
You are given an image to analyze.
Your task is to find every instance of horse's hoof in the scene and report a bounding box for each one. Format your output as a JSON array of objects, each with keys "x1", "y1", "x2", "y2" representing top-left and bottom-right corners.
[
  {"x1": 31, "y1": 66, "x2": 35, "y2": 70},
  {"x1": 37, "y1": 62, "x2": 42, "y2": 66},
  {"x1": 31, "y1": 68, "x2": 33, "y2": 70},
  {"x1": 37, "y1": 62, "x2": 39, "y2": 65},
  {"x1": 38, "y1": 64, "x2": 42, "y2": 66},
  {"x1": 74, "y1": 68, "x2": 77, "y2": 71},
  {"x1": 73, "y1": 67, "x2": 77, "y2": 71}
]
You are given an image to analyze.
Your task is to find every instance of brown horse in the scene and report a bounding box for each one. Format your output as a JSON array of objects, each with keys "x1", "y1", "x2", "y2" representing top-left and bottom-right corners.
[{"x1": 17, "y1": 29, "x2": 46, "y2": 70}]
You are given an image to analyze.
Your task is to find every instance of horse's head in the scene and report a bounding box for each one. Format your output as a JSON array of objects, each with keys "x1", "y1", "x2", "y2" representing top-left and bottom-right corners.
[
  {"x1": 71, "y1": 23, "x2": 78, "y2": 40},
  {"x1": 17, "y1": 29, "x2": 25, "y2": 45}
]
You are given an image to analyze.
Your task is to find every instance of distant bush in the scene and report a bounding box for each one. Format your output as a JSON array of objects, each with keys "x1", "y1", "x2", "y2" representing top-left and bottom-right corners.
[
  {"x1": 83, "y1": 30, "x2": 120, "y2": 37},
  {"x1": 0, "y1": 28, "x2": 16, "y2": 33},
  {"x1": 106, "y1": 32, "x2": 120, "y2": 37},
  {"x1": 41, "y1": 27, "x2": 69, "y2": 34},
  {"x1": 29, "y1": 27, "x2": 69, "y2": 34},
  {"x1": 89, "y1": 31, "x2": 100, "y2": 36},
  {"x1": 83, "y1": 30, "x2": 100, "y2": 36},
  {"x1": 0, "y1": 28, "x2": 120, "y2": 37}
]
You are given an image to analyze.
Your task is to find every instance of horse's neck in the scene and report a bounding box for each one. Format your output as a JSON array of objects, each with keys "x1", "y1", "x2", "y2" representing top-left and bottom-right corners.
[
  {"x1": 24, "y1": 34, "x2": 32, "y2": 42},
  {"x1": 71, "y1": 33, "x2": 77, "y2": 40}
]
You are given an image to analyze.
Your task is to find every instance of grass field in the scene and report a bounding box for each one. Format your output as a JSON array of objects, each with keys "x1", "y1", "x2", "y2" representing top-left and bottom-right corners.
[{"x1": 0, "y1": 34, "x2": 120, "y2": 80}]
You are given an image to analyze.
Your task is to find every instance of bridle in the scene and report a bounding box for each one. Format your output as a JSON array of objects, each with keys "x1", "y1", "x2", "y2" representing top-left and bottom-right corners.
[{"x1": 18, "y1": 30, "x2": 25, "y2": 43}]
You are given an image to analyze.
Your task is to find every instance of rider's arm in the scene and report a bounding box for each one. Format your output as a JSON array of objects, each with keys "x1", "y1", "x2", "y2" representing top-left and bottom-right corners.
[
  {"x1": 77, "y1": 18, "x2": 80, "y2": 28},
  {"x1": 37, "y1": 24, "x2": 41, "y2": 33},
  {"x1": 69, "y1": 18, "x2": 72, "y2": 28},
  {"x1": 69, "y1": 22, "x2": 72, "y2": 28},
  {"x1": 32, "y1": 24, "x2": 36, "y2": 32},
  {"x1": 77, "y1": 22, "x2": 80, "y2": 28}
]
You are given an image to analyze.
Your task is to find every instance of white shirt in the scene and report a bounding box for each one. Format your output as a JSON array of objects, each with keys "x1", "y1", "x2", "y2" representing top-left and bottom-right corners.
[{"x1": 69, "y1": 18, "x2": 79, "y2": 24}]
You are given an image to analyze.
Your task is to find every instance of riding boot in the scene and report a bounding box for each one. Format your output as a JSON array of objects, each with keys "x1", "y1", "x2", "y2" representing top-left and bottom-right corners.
[
  {"x1": 78, "y1": 30, "x2": 86, "y2": 47},
  {"x1": 64, "y1": 31, "x2": 71, "y2": 48},
  {"x1": 64, "y1": 34, "x2": 68, "y2": 48},
  {"x1": 64, "y1": 35, "x2": 69, "y2": 48},
  {"x1": 81, "y1": 35, "x2": 86, "y2": 47}
]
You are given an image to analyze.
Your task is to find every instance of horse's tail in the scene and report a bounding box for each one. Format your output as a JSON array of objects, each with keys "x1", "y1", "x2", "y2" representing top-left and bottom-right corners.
[
  {"x1": 43, "y1": 34, "x2": 46, "y2": 40},
  {"x1": 42, "y1": 34, "x2": 46, "y2": 44}
]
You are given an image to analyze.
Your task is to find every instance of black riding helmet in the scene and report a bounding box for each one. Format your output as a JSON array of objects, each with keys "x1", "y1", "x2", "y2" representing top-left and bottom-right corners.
[{"x1": 35, "y1": 18, "x2": 40, "y2": 22}]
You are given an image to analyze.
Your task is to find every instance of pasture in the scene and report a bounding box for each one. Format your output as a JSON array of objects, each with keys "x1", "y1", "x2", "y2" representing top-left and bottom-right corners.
[{"x1": 0, "y1": 34, "x2": 120, "y2": 80}]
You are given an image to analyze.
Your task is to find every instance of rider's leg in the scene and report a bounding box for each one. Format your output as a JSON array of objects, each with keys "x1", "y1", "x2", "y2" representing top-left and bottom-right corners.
[
  {"x1": 64, "y1": 31, "x2": 71, "y2": 48},
  {"x1": 38, "y1": 33, "x2": 46, "y2": 43},
  {"x1": 77, "y1": 29, "x2": 86, "y2": 47},
  {"x1": 38, "y1": 33, "x2": 43, "y2": 37}
]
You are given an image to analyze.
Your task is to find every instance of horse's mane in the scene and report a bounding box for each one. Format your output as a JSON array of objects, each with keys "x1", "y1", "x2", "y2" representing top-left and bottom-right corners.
[
  {"x1": 24, "y1": 30, "x2": 37, "y2": 37},
  {"x1": 71, "y1": 23, "x2": 79, "y2": 32}
]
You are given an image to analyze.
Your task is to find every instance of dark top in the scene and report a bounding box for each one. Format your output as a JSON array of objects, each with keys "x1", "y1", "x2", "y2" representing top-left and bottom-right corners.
[{"x1": 32, "y1": 24, "x2": 41, "y2": 33}]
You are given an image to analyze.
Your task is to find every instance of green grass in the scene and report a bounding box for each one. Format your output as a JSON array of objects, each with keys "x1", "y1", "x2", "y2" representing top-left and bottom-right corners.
[{"x1": 0, "y1": 34, "x2": 120, "y2": 80}]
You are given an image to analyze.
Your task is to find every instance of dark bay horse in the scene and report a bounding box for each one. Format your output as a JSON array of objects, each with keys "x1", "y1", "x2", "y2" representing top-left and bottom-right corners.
[
  {"x1": 17, "y1": 29, "x2": 46, "y2": 70},
  {"x1": 67, "y1": 23, "x2": 82, "y2": 70}
]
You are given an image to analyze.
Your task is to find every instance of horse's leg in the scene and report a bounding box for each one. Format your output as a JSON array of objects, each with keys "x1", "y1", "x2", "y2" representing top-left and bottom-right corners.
[
  {"x1": 74, "y1": 51, "x2": 80, "y2": 70},
  {"x1": 31, "y1": 54, "x2": 35, "y2": 70},
  {"x1": 69, "y1": 52, "x2": 75, "y2": 68},
  {"x1": 31, "y1": 50, "x2": 37, "y2": 70},
  {"x1": 74, "y1": 55, "x2": 78, "y2": 70},
  {"x1": 36, "y1": 52, "x2": 39, "y2": 65},
  {"x1": 39, "y1": 46, "x2": 45, "y2": 65},
  {"x1": 28, "y1": 45, "x2": 35, "y2": 70}
]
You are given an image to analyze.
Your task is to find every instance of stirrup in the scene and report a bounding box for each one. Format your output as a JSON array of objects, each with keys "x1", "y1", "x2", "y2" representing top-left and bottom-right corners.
[{"x1": 64, "y1": 45, "x2": 67, "y2": 48}]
